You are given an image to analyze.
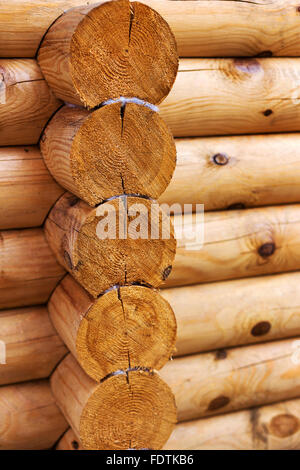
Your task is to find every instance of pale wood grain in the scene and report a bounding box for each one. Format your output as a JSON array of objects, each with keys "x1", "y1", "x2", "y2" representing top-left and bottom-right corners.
[
  {"x1": 160, "y1": 58, "x2": 300, "y2": 137},
  {"x1": 164, "y1": 398, "x2": 300, "y2": 450},
  {"x1": 160, "y1": 337, "x2": 300, "y2": 422},
  {"x1": 0, "y1": 379, "x2": 67, "y2": 450},
  {"x1": 2, "y1": 1, "x2": 300, "y2": 58},
  {"x1": 0, "y1": 305, "x2": 67, "y2": 385},
  {"x1": 164, "y1": 272, "x2": 300, "y2": 356},
  {"x1": 0, "y1": 146, "x2": 63, "y2": 229},
  {"x1": 167, "y1": 204, "x2": 300, "y2": 288},
  {"x1": 0, "y1": 59, "x2": 61, "y2": 145},
  {"x1": 0, "y1": 228, "x2": 65, "y2": 309},
  {"x1": 160, "y1": 133, "x2": 300, "y2": 211},
  {"x1": 3, "y1": 133, "x2": 300, "y2": 226}
]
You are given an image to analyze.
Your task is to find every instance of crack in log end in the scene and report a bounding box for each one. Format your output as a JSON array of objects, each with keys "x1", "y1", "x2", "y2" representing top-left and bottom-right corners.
[
  {"x1": 297, "y1": 6, "x2": 300, "y2": 13},
  {"x1": 128, "y1": 3, "x2": 135, "y2": 47},
  {"x1": 212, "y1": 153, "x2": 229, "y2": 166},
  {"x1": 215, "y1": 349, "x2": 227, "y2": 360},
  {"x1": 162, "y1": 265, "x2": 172, "y2": 281},
  {"x1": 120, "y1": 102, "x2": 126, "y2": 137},
  {"x1": 258, "y1": 242, "x2": 276, "y2": 258},
  {"x1": 207, "y1": 395, "x2": 230, "y2": 412},
  {"x1": 269, "y1": 414, "x2": 300, "y2": 438},
  {"x1": 251, "y1": 321, "x2": 271, "y2": 337},
  {"x1": 263, "y1": 109, "x2": 273, "y2": 116}
]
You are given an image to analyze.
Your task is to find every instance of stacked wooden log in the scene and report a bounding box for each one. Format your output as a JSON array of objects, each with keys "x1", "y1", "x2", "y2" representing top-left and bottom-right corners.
[
  {"x1": 37, "y1": 0, "x2": 181, "y2": 451},
  {"x1": 2, "y1": 0, "x2": 300, "y2": 451}
]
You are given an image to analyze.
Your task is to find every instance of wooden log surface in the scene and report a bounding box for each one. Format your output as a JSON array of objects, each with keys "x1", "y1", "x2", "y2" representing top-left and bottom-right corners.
[
  {"x1": 0, "y1": 379, "x2": 67, "y2": 450},
  {"x1": 160, "y1": 133, "x2": 300, "y2": 212},
  {"x1": 160, "y1": 337, "x2": 300, "y2": 422},
  {"x1": 3, "y1": 56, "x2": 300, "y2": 144},
  {"x1": 167, "y1": 204, "x2": 300, "y2": 288},
  {"x1": 3, "y1": 133, "x2": 300, "y2": 229},
  {"x1": 0, "y1": 228, "x2": 65, "y2": 310},
  {"x1": 2, "y1": 1, "x2": 300, "y2": 58},
  {"x1": 0, "y1": 305, "x2": 67, "y2": 386},
  {"x1": 4, "y1": 271, "x2": 300, "y2": 387},
  {"x1": 0, "y1": 59, "x2": 61, "y2": 146},
  {"x1": 0, "y1": 146, "x2": 63, "y2": 230},
  {"x1": 40, "y1": 103, "x2": 176, "y2": 206},
  {"x1": 165, "y1": 398, "x2": 300, "y2": 450},
  {"x1": 165, "y1": 272, "x2": 300, "y2": 357},
  {"x1": 38, "y1": 0, "x2": 178, "y2": 107},
  {"x1": 48, "y1": 275, "x2": 176, "y2": 381},
  {"x1": 45, "y1": 193, "x2": 176, "y2": 296},
  {"x1": 160, "y1": 58, "x2": 300, "y2": 137},
  {"x1": 57, "y1": 397, "x2": 300, "y2": 450},
  {"x1": 51, "y1": 354, "x2": 177, "y2": 450}
]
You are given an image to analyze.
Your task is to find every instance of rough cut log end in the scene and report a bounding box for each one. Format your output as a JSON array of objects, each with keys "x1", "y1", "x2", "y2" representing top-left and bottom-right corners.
[
  {"x1": 41, "y1": 103, "x2": 176, "y2": 205},
  {"x1": 45, "y1": 193, "x2": 176, "y2": 296},
  {"x1": 79, "y1": 370, "x2": 177, "y2": 450},
  {"x1": 48, "y1": 276, "x2": 177, "y2": 380},
  {"x1": 76, "y1": 285, "x2": 177, "y2": 380},
  {"x1": 38, "y1": 0, "x2": 178, "y2": 107}
]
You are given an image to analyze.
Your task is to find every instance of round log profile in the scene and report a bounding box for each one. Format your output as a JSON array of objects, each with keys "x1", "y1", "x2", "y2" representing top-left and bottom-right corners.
[
  {"x1": 37, "y1": 0, "x2": 178, "y2": 107},
  {"x1": 48, "y1": 275, "x2": 177, "y2": 381},
  {"x1": 40, "y1": 103, "x2": 176, "y2": 206},
  {"x1": 166, "y1": 204, "x2": 300, "y2": 289},
  {"x1": 0, "y1": 379, "x2": 67, "y2": 450},
  {"x1": 45, "y1": 193, "x2": 176, "y2": 297},
  {"x1": 80, "y1": 371, "x2": 176, "y2": 450},
  {"x1": 0, "y1": 227, "x2": 65, "y2": 310},
  {"x1": 0, "y1": 305, "x2": 67, "y2": 386},
  {"x1": 160, "y1": 337, "x2": 300, "y2": 422},
  {"x1": 57, "y1": 397, "x2": 300, "y2": 451},
  {"x1": 51, "y1": 354, "x2": 177, "y2": 450}
]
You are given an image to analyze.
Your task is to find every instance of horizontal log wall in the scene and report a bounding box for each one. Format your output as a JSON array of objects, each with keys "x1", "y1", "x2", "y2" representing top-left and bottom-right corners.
[
  {"x1": 160, "y1": 337, "x2": 300, "y2": 422},
  {"x1": 2, "y1": 1, "x2": 300, "y2": 58},
  {"x1": 0, "y1": 59, "x2": 61, "y2": 145},
  {"x1": 2, "y1": 270, "x2": 300, "y2": 387},
  {"x1": 160, "y1": 133, "x2": 300, "y2": 211},
  {"x1": 0, "y1": 306, "x2": 67, "y2": 386},
  {"x1": 51, "y1": 338, "x2": 300, "y2": 448},
  {"x1": 1, "y1": 270, "x2": 300, "y2": 385},
  {"x1": 165, "y1": 398, "x2": 300, "y2": 450},
  {"x1": 0, "y1": 379, "x2": 67, "y2": 450},
  {"x1": 160, "y1": 58, "x2": 300, "y2": 137},
  {"x1": 0, "y1": 228, "x2": 65, "y2": 309},
  {"x1": 167, "y1": 204, "x2": 300, "y2": 288},
  {"x1": 3, "y1": 133, "x2": 300, "y2": 229},
  {"x1": 4, "y1": 58, "x2": 300, "y2": 142},
  {"x1": 165, "y1": 272, "x2": 300, "y2": 356},
  {"x1": 57, "y1": 397, "x2": 300, "y2": 450},
  {"x1": 0, "y1": 146, "x2": 63, "y2": 229}
]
